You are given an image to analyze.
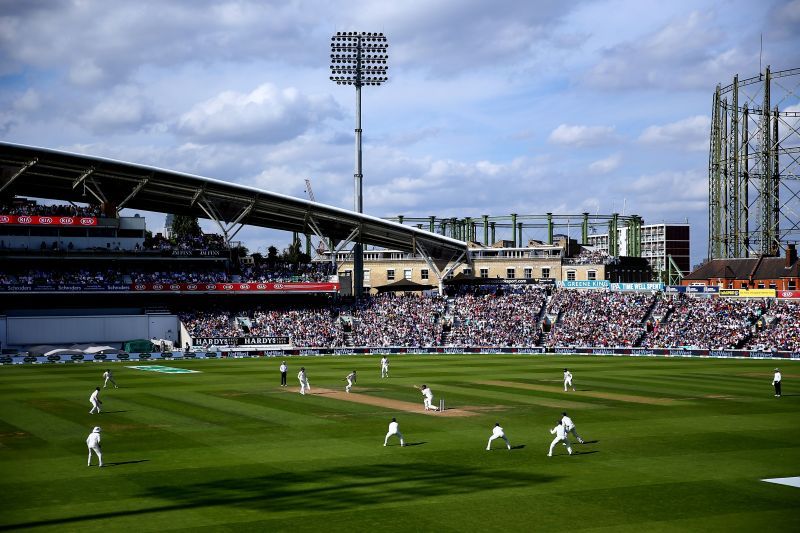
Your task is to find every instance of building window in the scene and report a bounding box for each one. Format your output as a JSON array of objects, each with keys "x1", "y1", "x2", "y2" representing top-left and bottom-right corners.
[
  {"x1": 387, "y1": 269, "x2": 395, "y2": 281},
  {"x1": 567, "y1": 270, "x2": 576, "y2": 281},
  {"x1": 587, "y1": 270, "x2": 597, "y2": 280},
  {"x1": 769, "y1": 282, "x2": 776, "y2": 290},
  {"x1": 404, "y1": 269, "x2": 412, "y2": 280},
  {"x1": 541, "y1": 267, "x2": 550, "y2": 279},
  {"x1": 789, "y1": 279, "x2": 796, "y2": 290},
  {"x1": 421, "y1": 269, "x2": 429, "y2": 281},
  {"x1": 506, "y1": 268, "x2": 515, "y2": 279},
  {"x1": 480, "y1": 268, "x2": 489, "y2": 278},
  {"x1": 463, "y1": 268, "x2": 472, "y2": 276},
  {"x1": 757, "y1": 282, "x2": 765, "y2": 289},
  {"x1": 363, "y1": 270, "x2": 371, "y2": 286},
  {"x1": 524, "y1": 268, "x2": 532, "y2": 279}
]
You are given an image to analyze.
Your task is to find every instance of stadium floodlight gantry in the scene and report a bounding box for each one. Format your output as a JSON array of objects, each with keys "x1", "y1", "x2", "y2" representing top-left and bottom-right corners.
[
  {"x1": 330, "y1": 31, "x2": 389, "y2": 298},
  {"x1": 0, "y1": 142, "x2": 468, "y2": 291},
  {"x1": 709, "y1": 65, "x2": 800, "y2": 260}
]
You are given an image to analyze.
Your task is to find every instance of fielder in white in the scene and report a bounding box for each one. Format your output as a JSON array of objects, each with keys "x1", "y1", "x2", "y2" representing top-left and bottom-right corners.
[
  {"x1": 561, "y1": 411, "x2": 585, "y2": 444},
  {"x1": 418, "y1": 384, "x2": 438, "y2": 411},
  {"x1": 89, "y1": 387, "x2": 102, "y2": 414},
  {"x1": 563, "y1": 368, "x2": 575, "y2": 392},
  {"x1": 345, "y1": 370, "x2": 357, "y2": 393},
  {"x1": 548, "y1": 420, "x2": 573, "y2": 457},
  {"x1": 103, "y1": 369, "x2": 118, "y2": 389},
  {"x1": 86, "y1": 426, "x2": 103, "y2": 467},
  {"x1": 298, "y1": 367, "x2": 311, "y2": 395},
  {"x1": 380, "y1": 356, "x2": 389, "y2": 378},
  {"x1": 383, "y1": 417, "x2": 405, "y2": 447},
  {"x1": 486, "y1": 422, "x2": 511, "y2": 451}
]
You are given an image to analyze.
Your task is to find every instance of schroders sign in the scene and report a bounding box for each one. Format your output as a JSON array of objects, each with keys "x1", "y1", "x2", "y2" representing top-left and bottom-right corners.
[
  {"x1": 132, "y1": 282, "x2": 340, "y2": 293},
  {"x1": 0, "y1": 215, "x2": 98, "y2": 226}
]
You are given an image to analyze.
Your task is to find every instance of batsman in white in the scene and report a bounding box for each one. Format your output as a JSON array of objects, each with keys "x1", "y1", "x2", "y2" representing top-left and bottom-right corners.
[
  {"x1": 383, "y1": 417, "x2": 405, "y2": 447},
  {"x1": 417, "y1": 384, "x2": 438, "y2": 411},
  {"x1": 486, "y1": 422, "x2": 511, "y2": 451},
  {"x1": 563, "y1": 368, "x2": 575, "y2": 392},
  {"x1": 86, "y1": 426, "x2": 103, "y2": 467},
  {"x1": 89, "y1": 387, "x2": 102, "y2": 414},
  {"x1": 345, "y1": 370, "x2": 357, "y2": 393},
  {"x1": 548, "y1": 419, "x2": 573, "y2": 457},
  {"x1": 298, "y1": 367, "x2": 311, "y2": 395}
]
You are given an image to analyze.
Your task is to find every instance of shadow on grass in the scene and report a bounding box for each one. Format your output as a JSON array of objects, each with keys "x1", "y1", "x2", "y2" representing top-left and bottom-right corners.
[
  {"x1": 510, "y1": 444, "x2": 526, "y2": 450},
  {"x1": 104, "y1": 460, "x2": 149, "y2": 467},
  {"x1": 99, "y1": 410, "x2": 128, "y2": 414},
  {"x1": 5, "y1": 462, "x2": 559, "y2": 530},
  {"x1": 402, "y1": 442, "x2": 426, "y2": 447},
  {"x1": 581, "y1": 440, "x2": 599, "y2": 444},
  {"x1": 573, "y1": 450, "x2": 599, "y2": 456}
]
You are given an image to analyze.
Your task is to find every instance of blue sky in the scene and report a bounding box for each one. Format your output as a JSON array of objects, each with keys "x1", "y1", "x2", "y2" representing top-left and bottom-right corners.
[{"x1": 1, "y1": 0, "x2": 799, "y2": 265}]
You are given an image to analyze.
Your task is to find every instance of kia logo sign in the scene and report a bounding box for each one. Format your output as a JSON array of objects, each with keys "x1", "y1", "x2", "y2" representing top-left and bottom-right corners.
[
  {"x1": 39, "y1": 217, "x2": 53, "y2": 224},
  {"x1": 256, "y1": 283, "x2": 267, "y2": 290},
  {"x1": 240, "y1": 284, "x2": 250, "y2": 290},
  {"x1": 222, "y1": 284, "x2": 234, "y2": 290},
  {"x1": 59, "y1": 217, "x2": 74, "y2": 224},
  {"x1": 135, "y1": 284, "x2": 146, "y2": 290},
  {"x1": 71, "y1": 354, "x2": 84, "y2": 361},
  {"x1": 187, "y1": 284, "x2": 198, "y2": 290},
  {"x1": 80, "y1": 218, "x2": 95, "y2": 225},
  {"x1": 205, "y1": 284, "x2": 216, "y2": 290},
  {"x1": 152, "y1": 284, "x2": 164, "y2": 290},
  {"x1": 18, "y1": 216, "x2": 32, "y2": 224},
  {"x1": 275, "y1": 283, "x2": 284, "y2": 289},
  {"x1": 170, "y1": 284, "x2": 181, "y2": 290},
  {"x1": 0, "y1": 216, "x2": 10, "y2": 223}
]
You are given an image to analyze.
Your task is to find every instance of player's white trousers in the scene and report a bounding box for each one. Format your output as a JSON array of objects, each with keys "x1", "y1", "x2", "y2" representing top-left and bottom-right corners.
[
  {"x1": 89, "y1": 400, "x2": 101, "y2": 414},
  {"x1": 487, "y1": 434, "x2": 510, "y2": 450},
  {"x1": 567, "y1": 427, "x2": 584, "y2": 443},
  {"x1": 548, "y1": 436, "x2": 572, "y2": 455},
  {"x1": 564, "y1": 379, "x2": 573, "y2": 391},
  {"x1": 384, "y1": 431, "x2": 404, "y2": 446},
  {"x1": 88, "y1": 445, "x2": 103, "y2": 466}
]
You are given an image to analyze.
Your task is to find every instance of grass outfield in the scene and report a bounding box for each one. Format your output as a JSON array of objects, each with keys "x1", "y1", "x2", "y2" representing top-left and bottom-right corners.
[{"x1": 1, "y1": 355, "x2": 798, "y2": 532}]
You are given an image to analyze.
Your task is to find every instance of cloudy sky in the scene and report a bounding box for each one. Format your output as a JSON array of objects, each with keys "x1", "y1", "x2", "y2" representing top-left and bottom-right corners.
[{"x1": 2, "y1": 0, "x2": 799, "y2": 265}]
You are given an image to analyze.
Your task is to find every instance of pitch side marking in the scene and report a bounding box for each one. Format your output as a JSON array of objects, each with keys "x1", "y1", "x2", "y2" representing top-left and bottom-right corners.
[
  {"x1": 127, "y1": 365, "x2": 201, "y2": 374},
  {"x1": 762, "y1": 477, "x2": 800, "y2": 488}
]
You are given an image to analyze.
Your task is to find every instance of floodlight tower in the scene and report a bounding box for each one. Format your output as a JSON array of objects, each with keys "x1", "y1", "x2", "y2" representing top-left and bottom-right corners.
[{"x1": 330, "y1": 31, "x2": 388, "y2": 298}]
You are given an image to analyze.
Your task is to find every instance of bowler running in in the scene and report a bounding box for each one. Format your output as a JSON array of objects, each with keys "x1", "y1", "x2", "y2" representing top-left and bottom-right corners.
[
  {"x1": 298, "y1": 367, "x2": 311, "y2": 395},
  {"x1": 563, "y1": 368, "x2": 576, "y2": 392},
  {"x1": 345, "y1": 370, "x2": 357, "y2": 393}
]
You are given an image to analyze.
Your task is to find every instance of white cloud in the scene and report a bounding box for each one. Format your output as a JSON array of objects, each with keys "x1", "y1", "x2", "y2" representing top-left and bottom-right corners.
[
  {"x1": 638, "y1": 115, "x2": 710, "y2": 151},
  {"x1": 13, "y1": 89, "x2": 40, "y2": 112},
  {"x1": 69, "y1": 58, "x2": 105, "y2": 86},
  {"x1": 588, "y1": 153, "x2": 621, "y2": 174},
  {"x1": 176, "y1": 83, "x2": 343, "y2": 144},
  {"x1": 82, "y1": 86, "x2": 156, "y2": 133},
  {"x1": 548, "y1": 124, "x2": 616, "y2": 147}
]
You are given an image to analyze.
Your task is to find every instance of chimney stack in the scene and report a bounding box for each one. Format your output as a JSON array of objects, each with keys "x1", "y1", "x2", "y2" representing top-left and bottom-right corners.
[{"x1": 787, "y1": 243, "x2": 798, "y2": 268}]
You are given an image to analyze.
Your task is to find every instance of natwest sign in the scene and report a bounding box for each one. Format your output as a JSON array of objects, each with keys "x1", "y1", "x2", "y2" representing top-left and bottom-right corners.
[{"x1": 0, "y1": 215, "x2": 98, "y2": 226}]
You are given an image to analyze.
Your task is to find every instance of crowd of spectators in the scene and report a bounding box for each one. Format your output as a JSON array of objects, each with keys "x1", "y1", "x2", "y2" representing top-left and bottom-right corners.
[
  {"x1": 147, "y1": 233, "x2": 227, "y2": 252},
  {"x1": 0, "y1": 200, "x2": 100, "y2": 217},
  {"x1": 743, "y1": 300, "x2": 800, "y2": 352},
  {"x1": 543, "y1": 289, "x2": 656, "y2": 348},
  {"x1": 563, "y1": 247, "x2": 612, "y2": 265},
  {"x1": 349, "y1": 293, "x2": 447, "y2": 347},
  {"x1": 177, "y1": 290, "x2": 800, "y2": 350},
  {"x1": 446, "y1": 286, "x2": 546, "y2": 346},
  {"x1": 0, "y1": 262, "x2": 338, "y2": 286},
  {"x1": 238, "y1": 262, "x2": 335, "y2": 283},
  {"x1": 639, "y1": 296, "x2": 765, "y2": 349}
]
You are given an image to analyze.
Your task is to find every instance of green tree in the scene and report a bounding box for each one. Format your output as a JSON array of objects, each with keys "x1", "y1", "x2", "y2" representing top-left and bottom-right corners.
[{"x1": 170, "y1": 215, "x2": 201, "y2": 241}]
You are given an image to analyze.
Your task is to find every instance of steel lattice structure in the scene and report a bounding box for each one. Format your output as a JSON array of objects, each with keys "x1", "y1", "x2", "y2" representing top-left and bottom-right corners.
[{"x1": 709, "y1": 66, "x2": 800, "y2": 259}]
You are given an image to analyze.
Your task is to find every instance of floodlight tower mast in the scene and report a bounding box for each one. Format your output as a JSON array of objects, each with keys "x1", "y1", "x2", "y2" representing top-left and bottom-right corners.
[{"x1": 330, "y1": 31, "x2": 389, "y2": 298}]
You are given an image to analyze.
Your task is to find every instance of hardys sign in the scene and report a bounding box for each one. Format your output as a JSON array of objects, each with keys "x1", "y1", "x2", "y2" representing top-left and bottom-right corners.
[{"x1": 192, "y1": 336, "x2": 291, "y2": 347}]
